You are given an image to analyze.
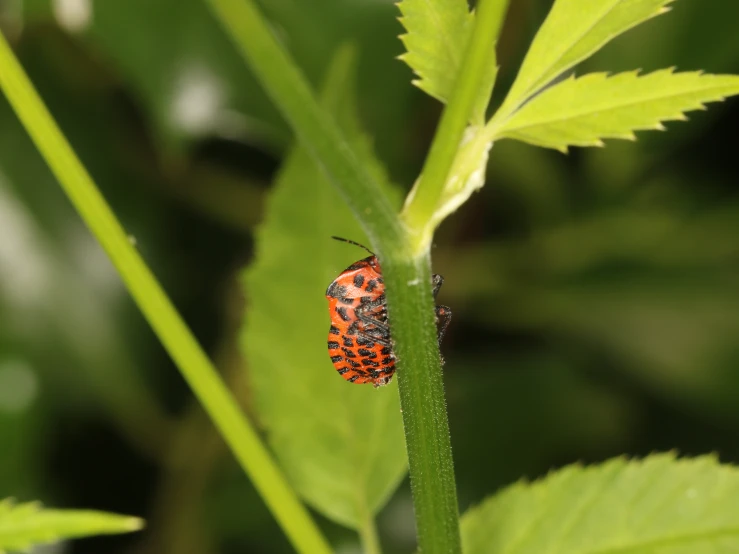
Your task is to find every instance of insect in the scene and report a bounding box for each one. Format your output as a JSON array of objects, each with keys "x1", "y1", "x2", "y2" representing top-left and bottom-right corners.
[{"x1": 326, "y1": 236, "x2": 451, "y2": 387}]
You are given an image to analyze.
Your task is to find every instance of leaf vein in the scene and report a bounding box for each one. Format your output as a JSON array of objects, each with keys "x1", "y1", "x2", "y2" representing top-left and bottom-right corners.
[{"x1": 502, "y1": 84, "x2": 732, "y2": 134}]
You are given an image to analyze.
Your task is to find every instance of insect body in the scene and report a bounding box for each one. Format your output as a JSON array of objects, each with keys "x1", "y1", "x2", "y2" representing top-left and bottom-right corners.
[{"x1": 326, "y1": 237, "x2": 451, "y2": 387}]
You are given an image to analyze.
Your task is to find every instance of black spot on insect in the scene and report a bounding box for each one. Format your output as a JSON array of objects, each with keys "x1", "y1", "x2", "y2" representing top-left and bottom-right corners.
[
  {"x1": 342, "y1": 347, "x2": 357, "y2": 358},
  {"x1": 335, "y1": 306, "x2": 351, "y2": 322},
  {"x1": 348, "y1": 261, "x2": 368, "y2": 271},
  {"x1": 349, "y1": 360, "x2": 361, "y2": 368},
  {"x1": 380, "y1": 357, "x2": 394, "y2": 365},
  {"x1": 377, "y1": 277, "x2": 384, "y2": 284},
  {"x1": 326, "y1": 283, "x2": 348, "y2": 298},
  {"x1": 348, "y1": 375, "x2": 360, "y2": 382},
  {"x1": 327, "y1": 341, "x2": 340, "y2": 349},
  {"x1": 360, "y1": 296, "x2": 372, "y2": 304},
  {"x1": 357, "y1": 348, "x2": 374, "y2": 357},
  {"x1": 329, "y1": 325, "x2": 340, "y2": 335},
  {"x1": 381, "y1": 366, "x2": 395, "y2": 375},
  {"x1": 342, "y1": 337, "x2": 354, "y2": 347},
  {"x1": 347, "y1": 321, "x2": 359, "y2": 335},
  {"x1": 337, "y1": 367, "x2": 349, "y2": 375},
  {"x1": 330, "y1": 355, "x2": 343, "y2": 363},
  {"x1": 381, "y1": 346, "x2": 392, "y2": 355},
  {"x1": 365, "y1": 279, "x2": 378, "y2": 293},
  {"x1": 361, "y1": 359, "x2": 380, "y2": 367},
  {"x1": 356, "y1": 337, "x2": 375, "y2": 348},
  {"x1": 339, "y1": 297, "x2": 355, "y2": 305},
  {"x1": 353, "y1": 274, "x2": 365, "y2": 288}
]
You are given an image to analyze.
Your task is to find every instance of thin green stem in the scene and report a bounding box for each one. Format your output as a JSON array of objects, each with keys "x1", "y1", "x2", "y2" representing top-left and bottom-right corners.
[
  {"x1": 204, "y1": 0, "x2": 404, "y2": 251},
  {"x1": 359, "y1": 514, "x2": 382, "y2": 554},
  {"x1": 0, "y1": 31, "x2": 331, "y2": 554},
  {"x1": 401, "y1": 0, "x2": 509, "y2": 254}
]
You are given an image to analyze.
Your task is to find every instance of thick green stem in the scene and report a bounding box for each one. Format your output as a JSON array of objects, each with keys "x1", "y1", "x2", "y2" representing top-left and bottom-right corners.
[
  {"x1": 382, "y1": 251, "x2": 461, "y2": 554},
  {"x1": 0, "y1": 30, "x2": 331, "y2": 554},
  {"x1": 401, "y1": 0, "x2": 509, "y2": 254}
]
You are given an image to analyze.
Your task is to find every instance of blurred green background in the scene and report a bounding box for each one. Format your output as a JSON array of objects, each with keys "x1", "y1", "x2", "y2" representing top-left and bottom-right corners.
[{"x1": 1, "y1": 0, "x2": 738, "y2": 552}]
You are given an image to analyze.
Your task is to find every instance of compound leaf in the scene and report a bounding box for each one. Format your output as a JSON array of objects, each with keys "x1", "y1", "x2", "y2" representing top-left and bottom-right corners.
[
  {"x1": 398, "y1": 0, "x2": 496, "y2": 124},
  {"x1": 493, "y1": 69, "x2": 739, "y2": 151},
  {"x1": 461, "y1": 453, "x2": 739, "y2": 554},
  {"x1": 240, "y1": 45, "x2": 406, "y2": 529},
  {"x1": 0, "y1": 499, "x2": 143, "y2": 553},
  {"x1": 498, "y1": 0, "x2": 675, "y2": 118}
]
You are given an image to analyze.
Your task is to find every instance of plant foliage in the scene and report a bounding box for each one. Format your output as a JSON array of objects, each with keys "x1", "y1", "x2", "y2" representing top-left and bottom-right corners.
[
  {"x1": 397, "y1": 0, "x2": 472, "y2": 109},
  {"x1": 462, "y1": 454, "x2": 739, "y2": 554},
  {"x1": 492, "y1": 69, "x2": 739, "y2": 151},
  {"x1": 495, "y1": 0, "x2": 677, "y2": 118},
  {"x1": 397, "y1": 0, "x2": 498, "y2": 124},
  {"x1": 397, "y1": 0, "x2": 739, "y2": 245},
  {"x1": 0, "y1": 499, "x2": 143, "y2": 553},
  {"x1": 2, "y1": 0, "x2": 739, "y2": 552}
]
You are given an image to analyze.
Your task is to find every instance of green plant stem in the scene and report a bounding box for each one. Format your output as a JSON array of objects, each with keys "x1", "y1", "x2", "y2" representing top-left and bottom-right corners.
[
  {"x1": 359, "y1": 514, "x2": 382, "y2": 554},
  {"x1": 381, "y1": 252, "x2": 461, "y2": 553},
  {"x1": 0, "y1": 31, "x2": 331, "y2": 554},
  {"x1": 401, "y1": 0, "x2": 509, "y2": 254},
  {"x1": 205, "y1": 0, "x2": 404, "y2": 250}
]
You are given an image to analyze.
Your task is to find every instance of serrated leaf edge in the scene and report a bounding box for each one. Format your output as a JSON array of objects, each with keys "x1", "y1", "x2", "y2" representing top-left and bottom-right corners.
[{"x1": 487, "y1": 68, "x2": 739, "y2": 151}]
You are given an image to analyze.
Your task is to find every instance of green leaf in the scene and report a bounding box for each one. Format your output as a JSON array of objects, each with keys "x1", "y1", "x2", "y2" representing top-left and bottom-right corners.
[
  {"x1": 397, "y1": 0, "x2": 497, "y2": 124},
  {"x1": 492, "y1": 69, "x2": 739, "y2": 151},
  {"x1": 496, "y1": 0, "x2": 675, "y2": 120},
  {"x1": 397, "y1": 0, "x2": 472, "y2": 105},
  {"x1": 240, "y1": 45, "x2": 406, "y2": 530},
  {"x1": 461, "y1": 453, "x2": 739, "y2": 554},
  {"x1": 0, "y1": 499, "x2": 143, "y2": 553}
]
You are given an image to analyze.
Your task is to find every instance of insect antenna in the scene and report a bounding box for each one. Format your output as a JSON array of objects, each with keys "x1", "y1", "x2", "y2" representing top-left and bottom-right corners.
[{"x1": 331, "y1": 236, "x2": 375, "y2": 256}]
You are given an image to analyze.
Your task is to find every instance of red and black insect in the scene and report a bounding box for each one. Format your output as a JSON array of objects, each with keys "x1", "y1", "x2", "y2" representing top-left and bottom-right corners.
[{"x1": 326, "y1": 237, "x2": 451, "y2": 387}]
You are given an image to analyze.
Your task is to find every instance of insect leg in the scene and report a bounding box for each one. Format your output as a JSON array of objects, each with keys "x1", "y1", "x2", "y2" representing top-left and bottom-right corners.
[
  {"x1": 432, "y1": 274, "x2": 444, "y2": 298},
  {"x1": 355, "y1": 298, "x2": 390, "y2": 332},
  {"x1": 354, "y1": 300, "x2": 392, "y2": 347},
  {"x1": 358, "y1": 330, "x2": 392, "y2": 348},
  {"x1": 435, "y1": 304, "x2": 452, "y2": 344}
]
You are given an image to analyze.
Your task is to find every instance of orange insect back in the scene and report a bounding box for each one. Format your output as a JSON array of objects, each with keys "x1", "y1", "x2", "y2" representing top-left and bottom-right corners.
[{"x1": 326, "y1": 237, "x2": 451, "y2": 387}]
